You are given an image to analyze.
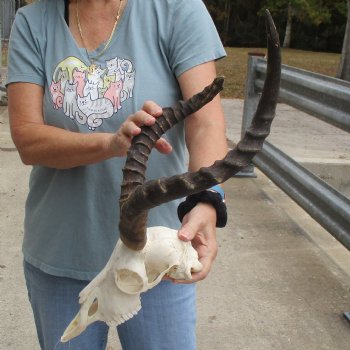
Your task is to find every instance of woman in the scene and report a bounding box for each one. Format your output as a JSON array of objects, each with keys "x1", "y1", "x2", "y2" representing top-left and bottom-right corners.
[{"x1": 7, "y1": 0, "x2": 227, "y2": 349}]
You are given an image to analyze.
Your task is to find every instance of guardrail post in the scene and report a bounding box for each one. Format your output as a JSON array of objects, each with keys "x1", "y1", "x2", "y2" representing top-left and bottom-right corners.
[
  {"x1": 238, "y1": 53, "x2": 265, "y2": 177},
  {"x1": 0, "y1": 19, "x2": 2, "y2": 67}
]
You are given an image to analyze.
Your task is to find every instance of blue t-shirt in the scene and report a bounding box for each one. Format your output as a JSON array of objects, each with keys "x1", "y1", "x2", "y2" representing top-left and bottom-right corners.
[{"x1": 7, "y1": 0, "x2": 226, "y2": 280}]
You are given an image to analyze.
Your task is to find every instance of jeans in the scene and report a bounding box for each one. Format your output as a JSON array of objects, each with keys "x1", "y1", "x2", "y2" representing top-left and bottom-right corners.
[{"x1": 23, "y1": 260, "x2": 196, "y2": 350}]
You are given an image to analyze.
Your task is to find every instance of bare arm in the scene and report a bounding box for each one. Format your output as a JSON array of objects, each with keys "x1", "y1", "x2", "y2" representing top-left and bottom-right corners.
[
  {"x1": 8, "y1": 83, "x2": 171, "y2": 169},
  {"x1": 176, "y1": 61, "x2": 227, "y2": 282},
  {"x1": 179, "y1": 61, "x2": 227, "y2": 171}
]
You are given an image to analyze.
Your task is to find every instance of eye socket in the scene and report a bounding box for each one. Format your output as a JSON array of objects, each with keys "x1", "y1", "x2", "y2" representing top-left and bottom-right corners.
[{"x1": 115, "y1": 269, "x2": 145, "y2": 294}]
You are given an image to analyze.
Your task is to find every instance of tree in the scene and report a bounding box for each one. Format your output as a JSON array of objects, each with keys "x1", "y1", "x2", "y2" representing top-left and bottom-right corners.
[
  {"x1": 222, "y1": 0, "x2": 232, "y2": 46},
  {"x1": 204, "y1": 0, "x2": 233, "y2": 45},
  {"x1": 204, "y1": 0, "x2": 267, "y2": 47},
  {"x1": 283, "y1": 2, "x2": 293, "y2": 47},
  {"x1": 337, "y1": 0, "x2": 350, "y2": 81},
  {"x1": 16, "y1": 0, "x2": 34, "y2": 9},
  {"x1": 263, "y1": 0, "x2": 332, "y2": 48},
  {"x1": 204, "y1": 0, "x2": 346, "y2": 51}
]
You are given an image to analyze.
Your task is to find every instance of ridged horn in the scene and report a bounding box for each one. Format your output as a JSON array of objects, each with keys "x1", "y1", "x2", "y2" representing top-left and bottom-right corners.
[{"x1": 119, "y1": 10, "x2": 281, "y2": 250}]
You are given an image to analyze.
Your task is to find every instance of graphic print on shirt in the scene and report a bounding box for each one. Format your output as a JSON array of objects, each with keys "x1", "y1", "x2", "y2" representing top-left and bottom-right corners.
[{"x1": 50, "y1": 56, "x2": 136, "y2": 130}]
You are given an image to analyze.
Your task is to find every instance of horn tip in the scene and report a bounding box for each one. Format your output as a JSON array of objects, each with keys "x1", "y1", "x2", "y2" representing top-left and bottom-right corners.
[
  {"x1": 213, "y1": 76, "x2": 225, "y2": 92},
  {"x1": 265, "y1": 9, "x2": 280, "y2": 47}
]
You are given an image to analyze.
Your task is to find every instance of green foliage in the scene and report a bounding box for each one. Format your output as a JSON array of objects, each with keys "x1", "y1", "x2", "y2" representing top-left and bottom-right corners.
[
  {"x1": 203, "y1": 0, "x2": 347, "y2": 52},
  {"x1": 262, "y1": 0, "x2": 331, "y2": 25},
  {"x1": 204, "y1": 0, "x2": 267, "y2": 47}
]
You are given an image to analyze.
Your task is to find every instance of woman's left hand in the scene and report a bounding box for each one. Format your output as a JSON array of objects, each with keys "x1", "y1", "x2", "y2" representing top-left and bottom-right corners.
[{"x1": 176, "y1": 203, "x2": 218, "y2": 283}]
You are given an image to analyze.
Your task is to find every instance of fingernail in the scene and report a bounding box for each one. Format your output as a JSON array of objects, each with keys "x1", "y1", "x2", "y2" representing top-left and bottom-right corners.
[
  {"x1": 153, "y1": 108, "x2": 163, "y2": 116},
  {"x1": 146, "y1": 117, "x2": 156, "y2": 125},
  {"x1": 178, "y1": 231, "x2": 190, "y2": 242},
  {"x1": 132, "y1": 127, "x2": 141, "y2": 135}
]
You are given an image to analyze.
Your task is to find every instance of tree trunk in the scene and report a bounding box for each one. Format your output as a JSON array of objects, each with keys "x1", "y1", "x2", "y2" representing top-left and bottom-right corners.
[
  {"x1": 337, "y1": 0, "x2": 350, "y2": 81},
  {"x1": 283, "y1": 2, "x2": 293, "y2": 48},
  {"x1": 223, "y1": 0, "x2": 232, "y2": 46}
]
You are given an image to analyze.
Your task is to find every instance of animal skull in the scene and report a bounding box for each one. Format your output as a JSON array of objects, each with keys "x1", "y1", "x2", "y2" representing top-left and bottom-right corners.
[
  {"x1": 61, "y1": 10, "x2": 281, "y2": 343},
  {"x1": 61, "y1": 226, "x2": 202, "y2": 342}
]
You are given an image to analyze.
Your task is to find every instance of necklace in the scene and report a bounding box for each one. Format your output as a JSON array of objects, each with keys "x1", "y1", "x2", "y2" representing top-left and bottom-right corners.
[{"x1": 76, "y1": 0, "x2": 123, "y2": 65}]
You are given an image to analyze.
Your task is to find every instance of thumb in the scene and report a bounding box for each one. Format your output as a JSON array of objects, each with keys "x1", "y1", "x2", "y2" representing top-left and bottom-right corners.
[{"x1": 178, "y1": 214, "x2": 202, "y2": 242}]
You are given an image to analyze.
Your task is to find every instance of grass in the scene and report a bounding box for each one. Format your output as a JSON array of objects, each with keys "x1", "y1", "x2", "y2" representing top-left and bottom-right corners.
[{"x1": 216, "y1": 47, "x2": 341, "y2": 99}]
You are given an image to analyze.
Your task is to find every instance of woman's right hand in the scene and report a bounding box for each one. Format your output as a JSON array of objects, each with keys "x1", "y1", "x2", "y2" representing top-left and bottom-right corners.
[
  {"x1": 8, "y1": 83, "x2": 172, "y2": 169},
  {"x1": 108, "y1": 100, "x2": 173, "y2": 157}
]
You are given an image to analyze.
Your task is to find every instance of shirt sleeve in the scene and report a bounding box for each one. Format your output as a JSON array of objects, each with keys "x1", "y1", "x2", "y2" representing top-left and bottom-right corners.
[
  {"x1": 6, "y1": 8, "x2": 45, "y2": 87},
  {"x1": 168, "y1": 0, "x2": 226, "y2": 78}
]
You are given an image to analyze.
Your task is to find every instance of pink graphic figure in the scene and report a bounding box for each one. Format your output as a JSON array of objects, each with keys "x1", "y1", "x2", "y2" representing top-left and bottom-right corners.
[
  {"x1": 104, "y1": 80, "x2": 123, "y2": 112},
  {"x1": 73, "y1": 69, "x2": 86, "y2": 97},
  {"x1": 50, "y1": 80, "x2": 64, "y2": 109}
]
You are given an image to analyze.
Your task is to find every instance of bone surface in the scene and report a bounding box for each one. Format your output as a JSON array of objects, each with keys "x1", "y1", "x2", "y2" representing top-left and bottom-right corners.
[{"x1": 61, "y1": 226, "x2": 202, "y2": 342}]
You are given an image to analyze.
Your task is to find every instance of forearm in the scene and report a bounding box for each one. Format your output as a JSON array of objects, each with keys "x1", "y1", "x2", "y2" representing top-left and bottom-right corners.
[
  {"x1": 12, "y1": 123, "x2": 114, "y2": 169},
  {"x1": 9, "y1": 82, "x2": 127, "y2": 169},
  {"x1": 8, "y1": 83, "x2": 115, "y2": 169},
  {"x1": 8, "y1": 83, "x2": 170, "y2": 169},
  {"x1": 178, "y1": 61, "x2": 227, "y2": 172},
  {"x1": 186, "y1": 105, "x2": 227, "y2": 172}
]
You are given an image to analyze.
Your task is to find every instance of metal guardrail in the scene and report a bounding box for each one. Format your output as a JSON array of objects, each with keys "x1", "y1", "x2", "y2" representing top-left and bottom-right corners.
[
  {"x1": 242, "y1": 55, "x2": 350, "y2": 250},
  {"x1": 255, "y1": 61, "x2": 350, "y2": 132}
]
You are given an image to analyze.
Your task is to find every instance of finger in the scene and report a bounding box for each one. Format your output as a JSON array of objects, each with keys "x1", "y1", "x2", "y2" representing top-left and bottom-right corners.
[
  {"x1": 155, "y1": 138, "x2": 172, "y2": 154},
  {"x1": 129, "y1": 111, "x2": 156, "y2": 127},
  {"x1": 172, "y1": 264, "x2": 210, "y2": 284},
  {"x1": 162, "y1": 275, "x2": 173, "y2": 281},
  {"x1": 120, "y1": 121, "x2": 141, "y2": 138},
  {"x1": 174, "y1": 244, "x2": 217, "y2": 284},
  {"x1": 195, "y1": 240, "x2": 217, "y2": 281},
  {"x1": 177, "y1": 230, "x2": 217, "y2": 284},
  {"x1": 188, "y1": 263, "x2": 211, "y2": 282},
  {"x1": 142, "y1": 100, "x2": 163, "y2": 117}
]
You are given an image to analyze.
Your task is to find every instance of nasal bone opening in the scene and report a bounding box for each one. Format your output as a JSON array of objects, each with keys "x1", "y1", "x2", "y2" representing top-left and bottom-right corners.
[{"x1": 88, "y1": 299, "x2": 99, "y2": 317}]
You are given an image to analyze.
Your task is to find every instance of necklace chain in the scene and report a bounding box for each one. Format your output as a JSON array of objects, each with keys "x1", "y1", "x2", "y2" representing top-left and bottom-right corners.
[{"x1": 76, "y1": 0, "x2": 123, "y2": 65}]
